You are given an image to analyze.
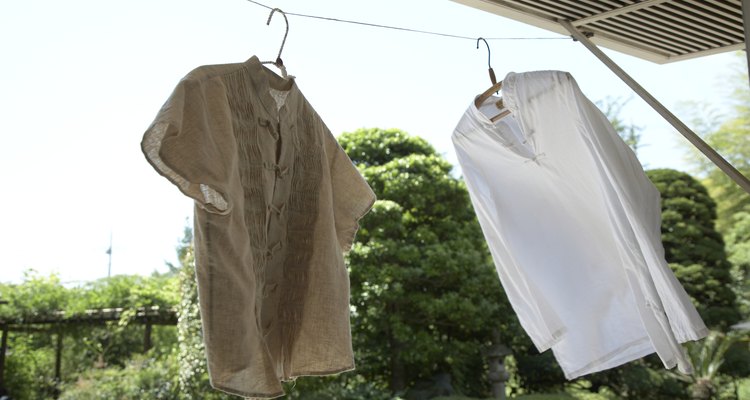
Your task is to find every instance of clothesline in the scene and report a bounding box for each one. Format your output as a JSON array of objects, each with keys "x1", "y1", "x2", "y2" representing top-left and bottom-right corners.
[{"x1": 244, "y1": 0, "x2": 572, "y2": 42}]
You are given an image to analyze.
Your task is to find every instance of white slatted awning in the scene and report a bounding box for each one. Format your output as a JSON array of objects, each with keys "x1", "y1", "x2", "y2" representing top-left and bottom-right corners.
[{"x1": 453, "y1": 0, "x2": 746, "y2": 64}]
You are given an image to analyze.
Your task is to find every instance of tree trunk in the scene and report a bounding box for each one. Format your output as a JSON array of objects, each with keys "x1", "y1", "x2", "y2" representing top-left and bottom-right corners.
[
  {"x1": 388, "y1": 302, "x2": 405, "y2": 393},
  {"x1": 389, "y1": 333, "x2": 405, "y2": 392},
  {"x1": 690, "y1": 378, "x2": 714, "y2": 400},
  {"x1": 143, "y1": 321, "x2": 153, "y2": 352}
]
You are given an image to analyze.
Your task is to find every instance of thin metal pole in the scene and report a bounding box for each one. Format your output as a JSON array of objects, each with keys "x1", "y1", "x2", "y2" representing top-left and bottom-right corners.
[
  {"x1": 742, "y1": 0, "x2": 750, "y2": 89},
  {"x1": 560, "y1": 20, "x2": 750, "y2": 195}
]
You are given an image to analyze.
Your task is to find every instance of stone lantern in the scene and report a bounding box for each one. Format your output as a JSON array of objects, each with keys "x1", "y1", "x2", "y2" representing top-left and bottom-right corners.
[{"x1": 484, "y1": 330, "x2": 511, "y2": 399}]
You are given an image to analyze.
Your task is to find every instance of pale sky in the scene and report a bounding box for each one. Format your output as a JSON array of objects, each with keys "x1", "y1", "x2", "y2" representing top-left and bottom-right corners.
[{"x1": 0, "y1": 0, "x2": 745, "y2": 284}]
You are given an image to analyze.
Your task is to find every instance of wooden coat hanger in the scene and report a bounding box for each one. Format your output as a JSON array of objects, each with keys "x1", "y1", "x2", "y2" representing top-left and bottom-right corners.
[
  {"x1": 261, "y1": 8, "x2": 291, "y2": 78},
  {"x1": 474, "y1": 38, "x2": 510, "y2": 122}
]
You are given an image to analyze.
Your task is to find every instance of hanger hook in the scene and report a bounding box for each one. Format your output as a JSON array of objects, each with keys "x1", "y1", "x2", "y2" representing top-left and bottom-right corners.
[
  {"x1": 266, "y1": 8, "x2": 289, "y2": 66},
  {"x1": 477, "y1": 37, "x2": 491, "y2": 69},
  {"x1": 476, "y1": 37, "x2": 497, "y2": 86}
]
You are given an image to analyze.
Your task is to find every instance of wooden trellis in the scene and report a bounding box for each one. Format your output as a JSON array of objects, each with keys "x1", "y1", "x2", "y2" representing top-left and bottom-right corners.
[{"x1": 0, "y1": 306, "x2": 177, "y2": 394}]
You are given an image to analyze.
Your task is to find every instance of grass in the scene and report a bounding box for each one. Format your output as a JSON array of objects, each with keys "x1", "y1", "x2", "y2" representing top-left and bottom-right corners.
[
  {"x1": 434, "y1": 378, "x2": 750, "y2": 400},
  {"x1": 739, "y1": 378, "x2": 750, "y2": 400},
  {"x1": 433, "y1": 392, "x2": 606, "y2": 400}
]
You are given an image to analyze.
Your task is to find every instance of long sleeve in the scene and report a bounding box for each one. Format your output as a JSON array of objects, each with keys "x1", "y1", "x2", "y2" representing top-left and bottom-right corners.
[{"x1": 568, "y1": 75, "x2": 706, "y2": 373}]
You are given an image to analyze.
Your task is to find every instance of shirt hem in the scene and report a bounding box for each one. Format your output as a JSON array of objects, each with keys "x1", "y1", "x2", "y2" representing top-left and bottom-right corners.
[
  {"x1": 675, "y1": 326, "x2": 709, "y2": 342},
  {"x1": 562, "y1": 336, "x2": 653, "y2": 380},
  {"x1": 212, "y1": 364, "x2": 356, "y2": 400},
  {"x1": 284, "y1": 363, "x2": 356, "y2": 381},
  {"x1": 535, "y1": 327, "x2": 567, "y2": 352},
  {"x1": 211, "y1": 383, "x2": 285, "y2": 400}
]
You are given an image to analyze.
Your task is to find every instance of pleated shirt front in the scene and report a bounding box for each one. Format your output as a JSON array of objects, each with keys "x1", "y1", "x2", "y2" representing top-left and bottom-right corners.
[
  {"x1": 452, "y1": 70, "x2": 707, "y2": 379},
  {"x1": 142, "y1": 56, "x2": 376, "y2": 398}
]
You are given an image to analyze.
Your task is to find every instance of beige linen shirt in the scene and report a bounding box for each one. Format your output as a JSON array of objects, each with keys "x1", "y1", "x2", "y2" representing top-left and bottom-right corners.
[{"x1": 142, "y1": 56, "x2": 375, "y2": 398}]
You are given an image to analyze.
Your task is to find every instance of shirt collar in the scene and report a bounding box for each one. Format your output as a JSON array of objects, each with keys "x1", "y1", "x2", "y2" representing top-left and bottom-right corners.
[{"x1": 243, "y1": 56, "x2": 299, "y2": 118}]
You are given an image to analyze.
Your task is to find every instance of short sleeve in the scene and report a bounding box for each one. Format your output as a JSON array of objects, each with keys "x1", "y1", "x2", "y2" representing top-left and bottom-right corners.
[
  {"x1": 141, "y1": 78, "x2": 235, "y2": 214},
  {"x1": 325, "y1": 131, "x2": 376, "y2": 252}
]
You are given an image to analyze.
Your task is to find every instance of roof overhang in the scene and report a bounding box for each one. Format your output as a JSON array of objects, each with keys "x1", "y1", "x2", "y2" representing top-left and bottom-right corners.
[{"x1": 452, "y1": 0, "x2": 746, "y2": 64}]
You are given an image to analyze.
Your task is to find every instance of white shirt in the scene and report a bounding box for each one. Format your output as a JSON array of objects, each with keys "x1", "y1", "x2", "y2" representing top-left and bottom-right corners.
[{"x1": 452, "y1": 70, "x2": 707, "y2": 379}]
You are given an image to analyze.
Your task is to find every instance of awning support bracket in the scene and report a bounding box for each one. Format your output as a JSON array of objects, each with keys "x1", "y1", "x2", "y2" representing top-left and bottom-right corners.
[{"x1": 560, "y1": 19, "x2": 750, "y2": 195}]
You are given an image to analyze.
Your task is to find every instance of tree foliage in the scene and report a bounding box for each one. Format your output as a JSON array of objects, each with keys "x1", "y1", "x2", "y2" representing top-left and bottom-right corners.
[
  {"x1": 667, "y1": 330, "x2": 748, "y2": 400},
  {"x1": 4, "y1": 121, "x2": 749, "y2": 399},
  {"x1": 339, "y1": 128, "x2": 518, "y2": 396},
  {"x1": 597, "y1": 96, "x2": 643, "y2": 155},
  {"x1": 58, "y1": 353, "x2": 180, "y2": 400},
  {"x1": 0, "y1": 271, "x2": 178, "y2": 323},
  {"x1": 174, "y1": 227, "x2": 233, "y2": 399},
  {"x1": 724, "y1": 211, "x2": 750, "y2": 319},
  {"x1": 0, "y1": 271, "x2": 71, "y2": 322},
  {"x1": 684, "y1": 53, "x2": 750, "y2": 233},
  {"x1": 338, "y1": 127, "x2": 437, "y2": 167},
  {"x1": 0, "y1": 270, "x2": 180, "y2": 399},
  {"x1": 647, "y1": 169, "x2": 739, "y2": 329}
]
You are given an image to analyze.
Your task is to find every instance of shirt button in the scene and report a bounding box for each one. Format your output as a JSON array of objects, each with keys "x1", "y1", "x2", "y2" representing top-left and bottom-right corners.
[
  {"x1": 267, "y1": 204, "x2": 284, "y2": 215},
  {"x1": 266, "y1": 242, "x2": 282, "y2": 258},
  {"x1": 262, "y1": 283, "x2": 278, "y2": 298}
]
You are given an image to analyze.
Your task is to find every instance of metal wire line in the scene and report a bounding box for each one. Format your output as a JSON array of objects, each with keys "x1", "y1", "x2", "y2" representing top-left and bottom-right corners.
[{"x1": 244, "y1": 0, "x2": 569, "y2": 41}]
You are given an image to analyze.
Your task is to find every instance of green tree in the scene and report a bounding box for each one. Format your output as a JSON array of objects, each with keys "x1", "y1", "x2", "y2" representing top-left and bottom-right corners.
[
  {"x1": 647, "y1": 169, "x2": 740, "y2": 329},
  {"x1": 724, "y1": 211, "x2": 750, "y2": 319},
  {"x1": 2, "y1": 330, "x2": 59, "y2": 399},
  {"x1": 0, "y1": 271, "x2": 72, "y2": 322},
  {"x1": 58, "y1": 353, "x2": 180, "y2": 400},
  {"x1": 175, "y1": 227, "x2": 206, "y2": 394},
  {"x1": 597, "y1": 96, "x2": 643, "y2": 155},
  {"x1": 684, "y1": 53, "x2": 750, "y2": 233},
  {"x1": 339, "y1": 128, "x2": 518, "y2": 396},
  {"x1": 679, "y1": 57, "x2": 750, "y2": 392},
  {"x1": 338, "y1": 127, "x2": 438, "y2": 167},
  {"x1": 0, "y1": 270, "x2": 180, "y2": 399},
  {"x1": 0, "y1": 272, "x2": 75, "y2": 398}
]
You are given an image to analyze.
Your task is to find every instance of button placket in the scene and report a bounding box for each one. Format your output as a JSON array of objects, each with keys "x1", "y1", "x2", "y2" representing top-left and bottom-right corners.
[
  {"x1": 258, "y1": 96, "x2": 301, "y2": 379},
  {"x1": 261, "y1": 109, "x2": 294, "y2": 337}
]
